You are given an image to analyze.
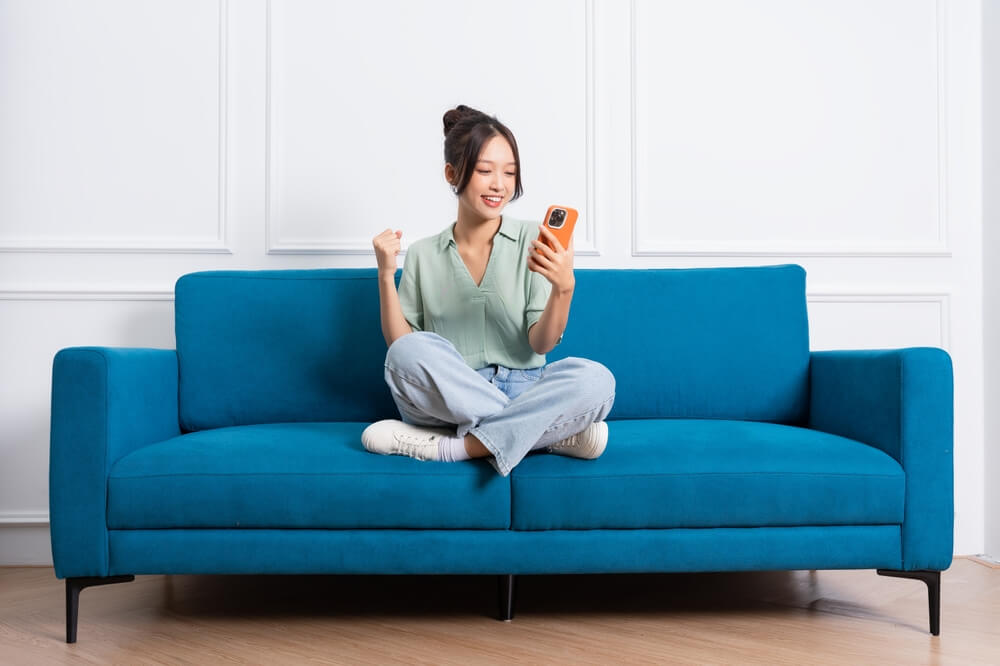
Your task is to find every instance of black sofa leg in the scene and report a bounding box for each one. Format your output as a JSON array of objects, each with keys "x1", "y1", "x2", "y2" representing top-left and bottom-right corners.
[
  {"x1": 876, "y1": 569, "x2": 941, "y2": 635},
  {"x1": 65, "y1": 575, "x2": 135, "y2": 643},
  {"x1": 498, "y1": 574, "x2": 515, "y2": 621}
]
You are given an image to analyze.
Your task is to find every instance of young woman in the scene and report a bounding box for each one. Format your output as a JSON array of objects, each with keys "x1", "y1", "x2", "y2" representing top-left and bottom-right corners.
[{"x1": 362, "y1": 104, "x2": 615, "y2": 477}]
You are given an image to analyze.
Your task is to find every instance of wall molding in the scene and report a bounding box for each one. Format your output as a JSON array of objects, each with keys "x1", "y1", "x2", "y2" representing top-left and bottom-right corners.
[
  {"x1": 0, "y1": 0, "x2": 232, "y2": 255},
  {"x1": 630, "y1": 0, "x2": 951, "y2": 258},
  {"x1": 0, "y1": 511, "x2": 49, "y2": 527},
  {"x1": 807, "y1": 289, "x2": 951, "y2": 349},
  {"x1": 265, "y1": 0, "x2": 600, "y2": 256},
  {"x1": 0, "y1": 288, "x2": 174, "y2": 301},
  {"x1": 580, "y1": 0, "x2": 598, "y2": 256}
]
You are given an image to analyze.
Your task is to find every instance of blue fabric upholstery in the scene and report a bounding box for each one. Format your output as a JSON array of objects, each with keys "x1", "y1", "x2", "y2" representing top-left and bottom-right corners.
[
  {"x1": 49, "y1": 347, "x2": 181, "y2": 578},
  {"x1": 174, "y1": 265, "x2": 809, "y2": 430},
  {"x1": 510, "y1": 420, "x2": 904, "y2": 530},
  {"x1": 47, "y1": 264, "x2": 954, "y2": 585},
  {"x1": 108, "y1": 422, "x2": 509, "y2": 530},
  {"x1": 174, "y1": 270, "x2": 400, "y2": 431},
  {"x1": 109, "y1": 526, "x2": 902, "y2": 575},
  {"x1": 808, "y1": 348, "x2": 954, "y2": 571},
  {"x1": 550, "y1": 265, "x2": 810, "y2": 423},
  {"x1": 106, "y1": 418, "x2": 907, "y2": 534}
]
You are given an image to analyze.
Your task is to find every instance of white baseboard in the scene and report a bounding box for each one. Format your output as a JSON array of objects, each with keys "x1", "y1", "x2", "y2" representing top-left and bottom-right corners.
[
  {"x1": 968, "y1": 553, "x2": 1000, "y2": 567},
  {"x1": 0, "y1": 525, "x2": 52, "y2": 566}
]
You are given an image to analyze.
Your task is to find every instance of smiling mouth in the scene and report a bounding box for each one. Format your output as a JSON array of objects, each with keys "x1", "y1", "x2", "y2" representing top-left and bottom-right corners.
[{"x1": 482, "y1": 195, "x2": 503, "y2": 207}]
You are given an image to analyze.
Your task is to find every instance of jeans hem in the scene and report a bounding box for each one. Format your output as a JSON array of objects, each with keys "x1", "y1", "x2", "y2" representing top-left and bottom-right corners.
[
  {"x1": 540, "y1": 393, "x2": 616, "y2": 435},
  {"x1": 468, "y1": 427, "x2": 511, "y2": 477}
]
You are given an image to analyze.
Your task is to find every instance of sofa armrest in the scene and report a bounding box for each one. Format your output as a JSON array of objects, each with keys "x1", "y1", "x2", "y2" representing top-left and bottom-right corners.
[
  {"x1": 807, "y1": 347, "x2": 954, "y2": 571},
  {"x1": 49, "y1": 347, "x2": 181, "y2": 578}
]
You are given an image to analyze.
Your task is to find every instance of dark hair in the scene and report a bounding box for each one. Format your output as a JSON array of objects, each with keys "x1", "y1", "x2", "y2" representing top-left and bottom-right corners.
[{"x1": 443, "y1": 105, "x2": 523, "y2": 200}]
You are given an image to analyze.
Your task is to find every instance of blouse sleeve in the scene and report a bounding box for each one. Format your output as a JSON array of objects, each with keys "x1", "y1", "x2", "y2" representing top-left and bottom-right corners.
[
  {"x1": 525, "y1": 267, "x2": 559, "y2": 344},
  {"x1": 397, "y1": 250, "x2": 424, "y2": 332}
]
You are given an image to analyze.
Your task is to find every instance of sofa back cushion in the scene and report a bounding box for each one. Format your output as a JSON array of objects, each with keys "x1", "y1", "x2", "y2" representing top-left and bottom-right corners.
[
  {"x1": 175, "y1": 264, "x2": 809, "y2": 431},
  {"x1": 548, "y1": 264, "x2": 810, "y2": 423},
  {"x1": 175, "y1": 270, "x2": 398, "y2": 432}
]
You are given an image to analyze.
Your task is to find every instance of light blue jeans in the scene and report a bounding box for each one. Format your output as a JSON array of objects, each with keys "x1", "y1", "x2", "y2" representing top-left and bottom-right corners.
[{"x1": 383, "y1": 332, "x2": 616, "y2": 476}]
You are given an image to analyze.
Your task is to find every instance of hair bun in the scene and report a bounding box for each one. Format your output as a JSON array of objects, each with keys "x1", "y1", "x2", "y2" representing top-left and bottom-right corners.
[{"x1": 443, "y1": 104, "x2": 486, "y2": 137}]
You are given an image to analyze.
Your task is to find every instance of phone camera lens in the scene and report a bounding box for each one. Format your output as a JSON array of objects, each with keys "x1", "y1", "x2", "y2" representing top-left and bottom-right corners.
[{"x1": 549, "y1": 209, "x2": 566, "y2": 228}]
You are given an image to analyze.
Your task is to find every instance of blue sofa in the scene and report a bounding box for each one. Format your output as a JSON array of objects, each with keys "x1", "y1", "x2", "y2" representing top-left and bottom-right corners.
[{"x1": 49, "y1": 264, "x2": 954, "y2": 641}]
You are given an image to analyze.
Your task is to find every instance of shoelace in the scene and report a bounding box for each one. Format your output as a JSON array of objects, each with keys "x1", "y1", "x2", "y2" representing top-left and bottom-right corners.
[
  {"x1": 393, "y1": 431, "x2": 439, "y2": 456},
  {"x1": 549, "y1": 432, "x2": 582, "y2": 450}
]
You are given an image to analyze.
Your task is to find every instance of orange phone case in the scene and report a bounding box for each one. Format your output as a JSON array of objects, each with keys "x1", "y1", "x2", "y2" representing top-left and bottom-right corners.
[{"x1": 539, "y1": 205, "x2": 578, "y2": 250}]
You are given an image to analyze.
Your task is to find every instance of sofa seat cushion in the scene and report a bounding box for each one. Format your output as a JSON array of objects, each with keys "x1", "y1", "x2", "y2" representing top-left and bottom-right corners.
[
  {"x1": 510, "y1": 419, "x2": 904, "y2": 530},
  {"x1": 108, "y1": 422, "x2": 510, "y2": 529}
]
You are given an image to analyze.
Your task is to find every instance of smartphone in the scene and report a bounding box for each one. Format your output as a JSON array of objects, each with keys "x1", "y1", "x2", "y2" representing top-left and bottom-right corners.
[{"x1": 538, "y1": 205, "x2": 578, "y2": 251}]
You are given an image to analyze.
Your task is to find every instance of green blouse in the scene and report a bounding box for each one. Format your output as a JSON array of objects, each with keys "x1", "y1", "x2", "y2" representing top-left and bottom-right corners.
[{"x1": 397, "y1": 216, "x2": 556, "y2": 370}]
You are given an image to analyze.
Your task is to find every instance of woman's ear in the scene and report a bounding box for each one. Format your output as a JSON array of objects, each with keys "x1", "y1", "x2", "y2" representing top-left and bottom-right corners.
[{"x1": 444, "y1": 163, "x2": 456, "y2": 187}]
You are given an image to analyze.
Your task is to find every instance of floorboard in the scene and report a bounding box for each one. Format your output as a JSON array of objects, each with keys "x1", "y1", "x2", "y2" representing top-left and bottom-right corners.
[{"x1": 1, "y1": 558, "x2": 997, "y2": 664}]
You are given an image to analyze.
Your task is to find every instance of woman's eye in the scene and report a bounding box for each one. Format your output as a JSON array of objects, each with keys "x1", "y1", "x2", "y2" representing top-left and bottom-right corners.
[
  {"x1": 505, "y1": 172, "x2": 516, "y2": 177},
  {"x1": 477, "y1": 170, "x2": 491, "y2": 175}
]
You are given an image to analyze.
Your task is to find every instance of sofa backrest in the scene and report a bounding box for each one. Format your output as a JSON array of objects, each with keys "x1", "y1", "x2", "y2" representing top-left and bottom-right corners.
[
  {"x1": 175, "y1": 270, "x2": 396, "y2": 432},
  {"x1": 174, "y1": 265, "x2": 809, "y2": 432},
  {"x1": 548, "y1": 265, "x2": 809, "y2": 423}
]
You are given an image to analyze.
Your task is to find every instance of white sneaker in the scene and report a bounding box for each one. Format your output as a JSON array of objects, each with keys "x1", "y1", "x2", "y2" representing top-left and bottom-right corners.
[
  {"x1": 361, "y1": 420, "x2": 454, "y2": 461},
  {"x1": 546, "y1": 421, "x2": 609, "y2": 460}
]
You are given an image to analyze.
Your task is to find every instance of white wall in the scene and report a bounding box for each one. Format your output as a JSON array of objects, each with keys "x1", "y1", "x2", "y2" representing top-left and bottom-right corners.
[
  {"x1": 984, "y1": 0, "x2": 1000, "y2": 560},
  {"x1": 0, "y1": 0, "x2": 984, "y2": 564}
]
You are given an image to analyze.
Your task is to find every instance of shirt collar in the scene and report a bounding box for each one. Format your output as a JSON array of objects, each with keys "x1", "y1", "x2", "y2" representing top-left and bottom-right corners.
[{"x1": 439, "y1": 216, "x2": 518, "y2": 251}]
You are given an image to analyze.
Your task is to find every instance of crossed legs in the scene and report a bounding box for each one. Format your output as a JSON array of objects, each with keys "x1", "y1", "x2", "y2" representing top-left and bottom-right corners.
[{"x1": 378, "y1": 332, "x2": 615, "y2": 476}]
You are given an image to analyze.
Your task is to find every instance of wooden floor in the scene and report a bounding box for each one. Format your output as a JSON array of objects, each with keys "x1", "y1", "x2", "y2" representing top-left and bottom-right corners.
[{"x1": 1, "y1": 559, "x2": 998, "y2": 664}]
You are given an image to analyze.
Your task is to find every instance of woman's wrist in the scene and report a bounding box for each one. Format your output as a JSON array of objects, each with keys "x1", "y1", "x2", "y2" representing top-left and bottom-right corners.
[{"x1": 552, "y1": 281, "x2": 575, "y2": 298}]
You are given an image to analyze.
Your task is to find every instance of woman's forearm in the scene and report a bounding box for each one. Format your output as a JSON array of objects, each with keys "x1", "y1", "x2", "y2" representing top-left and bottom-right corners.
[
  {"x1": 528, "y1": 286, "x2": 573, "y2": 354},
  {"x1": 378, "y1": 272, "x2": 413, "y2": 347}
]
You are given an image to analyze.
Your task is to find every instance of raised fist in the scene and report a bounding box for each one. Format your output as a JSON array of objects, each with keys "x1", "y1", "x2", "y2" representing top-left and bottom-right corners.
[{"x1": 372, "y1": 229, "x2": 403, "y2": 274}]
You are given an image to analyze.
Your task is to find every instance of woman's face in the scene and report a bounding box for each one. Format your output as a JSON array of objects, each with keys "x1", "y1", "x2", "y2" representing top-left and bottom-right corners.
[{"x1": 454, "y1": 134, "x2": 517, "y2": 221}]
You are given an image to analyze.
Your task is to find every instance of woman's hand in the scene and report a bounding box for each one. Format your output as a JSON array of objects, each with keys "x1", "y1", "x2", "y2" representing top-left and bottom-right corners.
[
  {"x1": 528, "y1": 225, "x2": 575, "y2": 295},
  {"x1": 373, "y1": 229, "x2": 403, "y2": 276}
]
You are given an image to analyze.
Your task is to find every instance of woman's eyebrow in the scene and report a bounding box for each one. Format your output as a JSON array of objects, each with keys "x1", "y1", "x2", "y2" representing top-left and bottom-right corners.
[{"x1": 476, "y1": 160, "x2": 518, "y2": 167}]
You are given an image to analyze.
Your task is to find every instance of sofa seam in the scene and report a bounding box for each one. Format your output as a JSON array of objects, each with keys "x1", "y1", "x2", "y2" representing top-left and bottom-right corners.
[
  {"x1": 100, "y1": 349, "x2": 110, "y2": 576},
  {"x1": 511, "y1": 472, "x2": 903, "y2": 480},
  {"x1": 74, "y1": 348, "x2": 112, "y2": 576},
  {"x1": 104, "y1": 524, "x2": 902, "y2": 533},
  {"x1": 897, "y1": 351, "x2": 906, "y2": 568},
  {"x1": 111, "y1": 471, "x2": 497, "y2": 480},
  {"x1": 110, "y1": 471, "x2": 903, "y2": 481},
  {"x1": 507, "y1": 522, "x2": 905, "y2": 531}
]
